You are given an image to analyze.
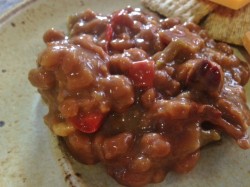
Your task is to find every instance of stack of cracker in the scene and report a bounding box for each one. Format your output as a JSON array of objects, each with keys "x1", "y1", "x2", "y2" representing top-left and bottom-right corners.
[
  {"x1": 142, "y1": 0, "x2": 250, "y2": 46},
  {"x1": 142, "y1": 0, "x2": 217, "y2": 23},
  {"x1": 204, "y1": 4, "x2": 250, "y2": 45}
]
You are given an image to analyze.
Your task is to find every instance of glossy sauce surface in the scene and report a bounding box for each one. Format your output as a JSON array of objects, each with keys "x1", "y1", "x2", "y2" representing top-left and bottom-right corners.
[{"x1": 29, "y1": 7, "x2": 250, "y2": 187}]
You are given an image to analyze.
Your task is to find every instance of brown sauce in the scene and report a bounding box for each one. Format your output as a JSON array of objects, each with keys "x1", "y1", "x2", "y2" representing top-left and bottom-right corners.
[{"x1": 28, "y1": 7, "x2": 250, "y2": 187}]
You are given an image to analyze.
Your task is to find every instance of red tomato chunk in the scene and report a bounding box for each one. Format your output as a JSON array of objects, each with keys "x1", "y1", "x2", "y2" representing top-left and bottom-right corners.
[
  {"x1": 69, "y1": 113, "x2": 104, "y2": 133},
  {"x1": 128, "y1": 60, "x2": 155, "y2": 88}
]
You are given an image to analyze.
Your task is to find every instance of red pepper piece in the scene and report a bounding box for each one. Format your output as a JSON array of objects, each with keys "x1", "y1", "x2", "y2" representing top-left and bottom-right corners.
[
  {"x1": 128, "y1": 60, "x2": 155, "y2": 88},
  {"x1": 105, "y1": 24, "x2": 113, "y2": 43},
  {"x1": 69, "y1": 113, "x2": 104, "y2": 133},
  {"x1": 104, "y1": 24, "x2": 113, "y2": 52}
]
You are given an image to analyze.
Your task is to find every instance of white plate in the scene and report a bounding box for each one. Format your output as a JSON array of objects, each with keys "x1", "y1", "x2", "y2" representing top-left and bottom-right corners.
[{"x1": 0, "y1": 0, "x2": 250, "y2": 186}]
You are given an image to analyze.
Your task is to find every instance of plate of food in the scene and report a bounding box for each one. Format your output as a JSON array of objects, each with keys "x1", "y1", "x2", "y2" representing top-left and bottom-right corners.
[{"x1": 0, "y1": 0, "x2": 250, "y2": 186}]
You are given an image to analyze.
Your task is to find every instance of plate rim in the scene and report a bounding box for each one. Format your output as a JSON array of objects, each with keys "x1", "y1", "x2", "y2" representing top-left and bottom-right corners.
[{"x1": 0, "y1": 0, "x2": 38, "y2": 25}]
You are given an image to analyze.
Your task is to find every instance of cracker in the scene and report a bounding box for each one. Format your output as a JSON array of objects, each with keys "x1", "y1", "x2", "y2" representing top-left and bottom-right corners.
[
  {"x1": 141, "y1": 0, "x2": 217, "y2": 23},
  {"x1": 203, "y1": 4, "x2": 250, "y2": 46}
]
